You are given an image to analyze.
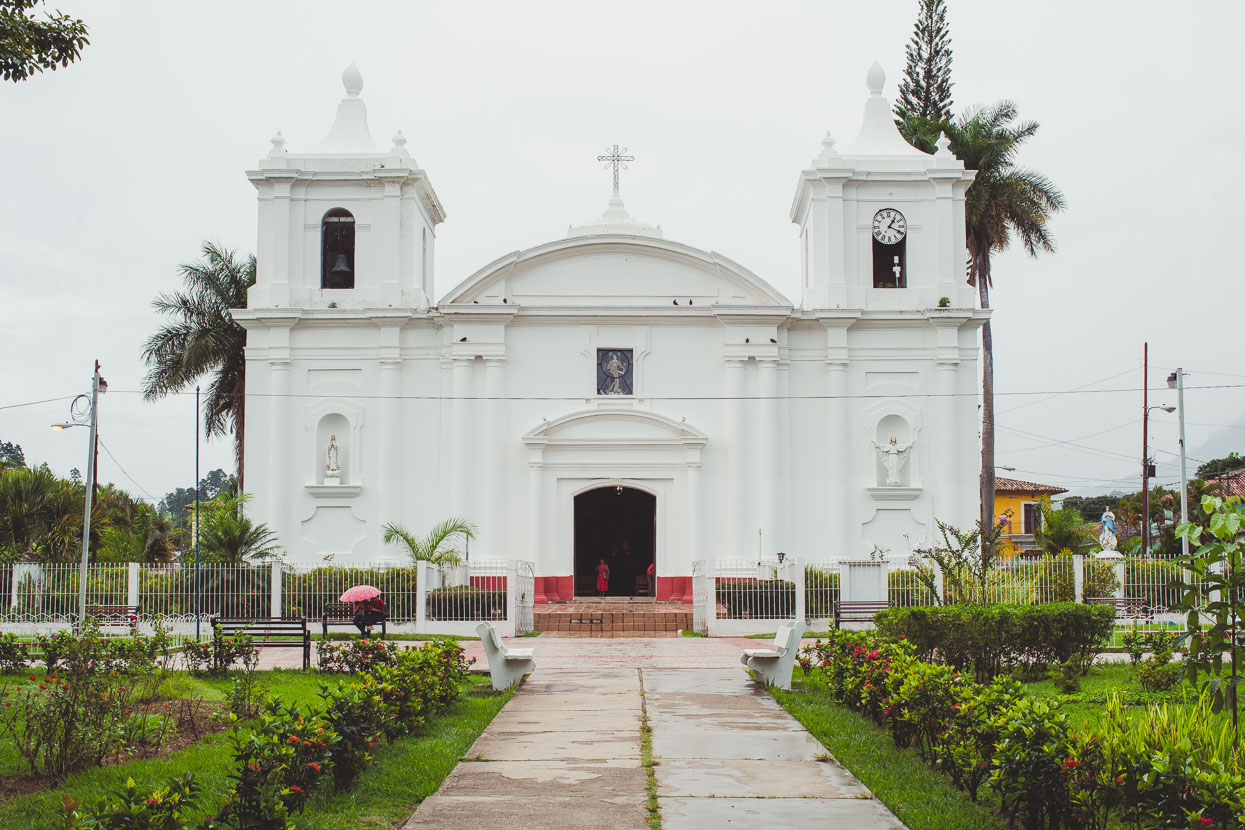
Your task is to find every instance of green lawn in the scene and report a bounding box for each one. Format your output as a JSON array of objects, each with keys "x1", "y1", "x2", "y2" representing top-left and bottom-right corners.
[
  {"x1": 0, "y1": 671, "x2": 510, "y2": 828},
  {"x1": 771, "y1": 677, "x2": 1005, "y2": 830}
]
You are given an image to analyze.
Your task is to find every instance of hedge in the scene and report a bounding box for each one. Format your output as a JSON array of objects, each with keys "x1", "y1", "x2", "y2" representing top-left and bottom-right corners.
[
  {"x1": 799, "y1": 631, "x2": 1245, "y2": 829},
  {"x1": 716, "y1": 579, "x2": 795, "y2": 618},
  {"x1": 873, "y1": 603, "x2": 1115, "y2": 681},
  {"x1": 426, "y1": 586, "x2": 507, "y2": 621}
]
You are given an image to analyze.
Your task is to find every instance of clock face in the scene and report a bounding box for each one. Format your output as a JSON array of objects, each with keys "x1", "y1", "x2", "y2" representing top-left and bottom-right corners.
[{"x1": 872, "y1": 209, "x2": 907, "y2": 245}]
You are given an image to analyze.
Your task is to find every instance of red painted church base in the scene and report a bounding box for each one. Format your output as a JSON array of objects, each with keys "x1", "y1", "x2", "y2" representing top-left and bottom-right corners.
[{"x1": 533, "y1": 575, "x2": 692, "y2": 604}]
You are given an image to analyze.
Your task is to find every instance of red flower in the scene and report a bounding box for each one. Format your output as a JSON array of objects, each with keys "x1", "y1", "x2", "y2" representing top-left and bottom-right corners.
[
  {"x1": 1114, "y1": 775, "x2": 1125, "y2": 783},
  {"x1": 49, "y1": 674, "x2": 57, "y2": 680},
  {"x1": 3, "y1": 702, "x2": 9, "y2": 707},
  {"x1": 288, "y1": 736, "x2": 300, "y2": 743},
  {"x1": 38, "y1": 684, "x2": 45, "y2": 690},
  {"x1": 27, "y1": 676, "x2": 34, "y2": 682},
  {"x1": 1197, "y1": 819, "x2": 1214, "y2": 828},
  {"x1": 868, "y1": 650, "x2": 879, "y2": 659},
  {"x1": 289, "y1": 785, "x2": 302, "y2": 794},
  {"x1": 248, "y1": 763, "x2": 260, "y2": 771},
  {"x1": 367, "y1": 741, "x2": 374, "y2": 748},
  {"x1": 147, "y1": 797, "x2": 159, "y2": 806},
  {"x1": 882, "y1": 708, "x2": 891, "y2": 716},
  {"x1": 308, "y1": 762, "x2": 321, "y2": 771}
]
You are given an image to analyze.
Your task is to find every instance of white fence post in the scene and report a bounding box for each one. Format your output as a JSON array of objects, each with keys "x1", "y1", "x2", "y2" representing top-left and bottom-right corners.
[
  {"x1": 1072, "y1": 555, "x2": 1084, "y2": 603},
  {"x1": 933, "y1": 560, "x2": 944, "y2": 604},
  {"x1": 270, "y1": 561, "x2": 282, "y2": 619},
  {"x1": 504, "y1": 560, "x2": 518, "y2": 638},
  {"x1": 416, "y1": 561, "x2": 428, "y2": 631},
  {"x1": 127, "y1": 562, "x2": 140, "y2": 609},
  {"x1": 705, "y1": 555, "x2": 717, "y2": 636},
  {"x1": 793, "y1": 558, "x2": 806, "y2": 624},
  {"x1": 1113, "y1": 562, "x2": 1125, "y2": 599}
]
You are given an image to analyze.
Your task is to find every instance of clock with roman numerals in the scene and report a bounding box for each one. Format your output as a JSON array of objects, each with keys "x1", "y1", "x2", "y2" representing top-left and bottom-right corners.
[{"x1": 871, "y1": 209, "x2": 907, "y2": 245}]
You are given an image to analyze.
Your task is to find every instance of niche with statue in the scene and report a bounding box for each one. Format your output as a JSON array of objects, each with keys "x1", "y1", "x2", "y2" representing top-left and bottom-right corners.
[
  {"x1": 869, "y1": 413, "x2": 918, "y2": 493},
  {"x1": 315, "y1": 413, "x2": 352, "y2": 485}
]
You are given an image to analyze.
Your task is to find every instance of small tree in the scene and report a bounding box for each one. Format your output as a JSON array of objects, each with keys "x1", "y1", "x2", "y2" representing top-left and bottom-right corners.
[
  {"x1": 1174, "y1": 494, "x2": 1245, "y2": 747},
  {"x1": 382, "y1": 518, "x2": 476, "y2": 567},
  {"x1": 910, "y1": 518, "x2": 1007, "y2": 604},
  {"x1": 894, "y1": 0, "x2": 954, "y2": 154}
]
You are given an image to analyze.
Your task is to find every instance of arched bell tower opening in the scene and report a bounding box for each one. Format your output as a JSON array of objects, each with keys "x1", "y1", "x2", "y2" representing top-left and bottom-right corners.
[{"x1": 573, "y1": 486, "x2": 656, "y2": 597}]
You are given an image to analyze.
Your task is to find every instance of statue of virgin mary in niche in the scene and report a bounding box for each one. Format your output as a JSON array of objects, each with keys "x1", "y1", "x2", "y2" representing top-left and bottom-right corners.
[{"x1": 325, "y1": 435, "x2": 341, "y2": 479}]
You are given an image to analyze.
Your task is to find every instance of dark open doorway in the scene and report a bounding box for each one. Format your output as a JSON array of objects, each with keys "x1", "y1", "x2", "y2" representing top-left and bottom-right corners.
[{"x1": 574, "y1": 486, "x2": 656, "y2": 597}]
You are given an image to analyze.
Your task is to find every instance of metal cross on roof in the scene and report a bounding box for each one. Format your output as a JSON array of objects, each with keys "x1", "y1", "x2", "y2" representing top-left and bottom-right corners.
[{"x1": 597, "y1": 144, "x2": 635, "y2": 198}]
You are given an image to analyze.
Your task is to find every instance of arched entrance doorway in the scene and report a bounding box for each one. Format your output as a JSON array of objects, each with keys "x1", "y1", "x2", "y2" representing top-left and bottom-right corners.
[{"x1": 574, "y1": 486, "x2": 656, "y2": 597}]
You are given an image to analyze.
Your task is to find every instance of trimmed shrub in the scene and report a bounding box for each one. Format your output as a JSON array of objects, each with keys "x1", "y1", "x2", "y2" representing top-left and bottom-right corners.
[
  {"x1": 716, "y1": 579, "x2": 795, "y2": 618},
  {"x1": 874, "y1": 603, "x2": 1115, "y2": 680},
  {"x1": 0, "y1": 632, "x2": 28, "y2": 672},
  {"x1": 804, "y1": 568, "x2": 839, "y2": 618},
  {"x1": 426, "y1": 586, "x2": 506, "y2": 621},
  {"x1": 316, "y1": 638, "x2": 394, "y2": 674}
]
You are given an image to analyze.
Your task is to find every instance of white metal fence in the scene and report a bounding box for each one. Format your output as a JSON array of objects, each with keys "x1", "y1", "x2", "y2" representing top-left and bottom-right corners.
[
  {"x1": 691, "y1": 554, "x2": 1201, "y2": 636},
  {"x1": 0, "y1": 559, "x2": 535, "y2": 639}
]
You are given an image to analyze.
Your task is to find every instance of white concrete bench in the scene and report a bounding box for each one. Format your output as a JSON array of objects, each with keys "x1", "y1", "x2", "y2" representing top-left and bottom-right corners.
[
  {"x1": 477, "y1": 622, "x2": 535, "y2": 691},
  {"x1": 740, "y1": 620, "x2": 805, "y2": 690}
]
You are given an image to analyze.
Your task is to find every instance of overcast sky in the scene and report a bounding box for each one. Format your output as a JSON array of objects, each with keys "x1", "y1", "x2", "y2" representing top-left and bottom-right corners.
[{"x1": 2, "y1": 0, "x2": 1241, "y2": 505}]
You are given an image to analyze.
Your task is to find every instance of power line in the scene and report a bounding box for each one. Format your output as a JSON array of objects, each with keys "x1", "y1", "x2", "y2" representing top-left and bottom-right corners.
[
  {"x1": 95, "y1": 381, "x2": 1245, "y2": 403},
  {"x1": 0, "y1": 395, "x2": 76, "y2": 412},
  {"x1": 998, "y1": 418, "x2": 1137, "y2": 454},
  {"x1": 996, "y1": 366, "x2": 1135, "y2": 415},
  {"x1": 97, "y1": 438, "x2": 158, "y2": 503}
]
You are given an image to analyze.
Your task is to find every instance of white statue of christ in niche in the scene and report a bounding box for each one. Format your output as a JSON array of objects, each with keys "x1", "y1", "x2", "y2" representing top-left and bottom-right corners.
[{"x1": 871, "y1": 436, "x2": 912, "y2": 486}]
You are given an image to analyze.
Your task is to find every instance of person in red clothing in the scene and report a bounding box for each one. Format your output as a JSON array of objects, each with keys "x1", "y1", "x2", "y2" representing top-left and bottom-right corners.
[
  {"x1": 596, "y1": 558, "x2": 610, "y2": 597},
  {"x1": 646, "y1": 561, "x2": 656, "y2": 596}
]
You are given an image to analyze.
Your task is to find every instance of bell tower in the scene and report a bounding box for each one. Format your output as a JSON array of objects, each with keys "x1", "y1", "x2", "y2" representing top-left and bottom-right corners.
[
  {"x1": 790, "y1": 63, "x2": 975, "y2": 311},
  {"x1": 246, "y1": 64, "x2": 446, "y2": 311}
]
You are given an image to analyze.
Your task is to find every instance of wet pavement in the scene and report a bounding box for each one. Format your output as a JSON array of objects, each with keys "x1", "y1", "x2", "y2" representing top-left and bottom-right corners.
[{"x1": 401, "y1": 645, "x2": 906, "y2": 829}]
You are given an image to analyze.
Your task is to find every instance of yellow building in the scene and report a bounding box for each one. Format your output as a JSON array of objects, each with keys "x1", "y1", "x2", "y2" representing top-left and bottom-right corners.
[{"x1": 994, "y1": 477, "x2": 1067, "y2": 558}]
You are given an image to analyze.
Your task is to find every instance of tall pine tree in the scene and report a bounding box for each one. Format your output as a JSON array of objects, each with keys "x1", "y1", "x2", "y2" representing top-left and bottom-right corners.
[{"x1": 895, "y1": 0, "x2": 954, "y2": 125}]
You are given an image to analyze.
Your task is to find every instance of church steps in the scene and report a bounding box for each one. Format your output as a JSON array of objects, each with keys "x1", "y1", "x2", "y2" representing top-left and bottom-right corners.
[{"x1": 534, "y1": 599, "x2": 692, "y2": 637}]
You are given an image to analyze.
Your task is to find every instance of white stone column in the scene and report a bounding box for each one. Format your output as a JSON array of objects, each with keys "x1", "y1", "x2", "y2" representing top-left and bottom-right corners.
[
  {"x1": 378, "y1": 358, "x2": 402, "y2": 528},
  {"x1": 934, "y1": 362, "x2": 958, "y2": 525},
  {"x1": 685, "y1": 462, "x2": 701, "y2": 573},
  {"x1": 449, "y1": 357, "x2": 474, "y2": 519},
  {"x1": 826, "y1": 363, "x2": 849, "y2": 555},
  {"x1": 724, "y1": 359, "x2": 747, "y2": 557},
  {"x1": 758, "y1": 358, "x2": 780, "y2": 556},
  {"x1": 267, "y1": 357, "x2": 292, "y2": 546},
  {"x1": 481, "y1": 359, "x2": 506, "y2": 556}
]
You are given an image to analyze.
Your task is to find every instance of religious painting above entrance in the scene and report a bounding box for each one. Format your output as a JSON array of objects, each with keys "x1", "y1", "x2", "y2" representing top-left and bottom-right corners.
[{"x1": 597, "y1": 349, "x2": 634, "y2": 396}]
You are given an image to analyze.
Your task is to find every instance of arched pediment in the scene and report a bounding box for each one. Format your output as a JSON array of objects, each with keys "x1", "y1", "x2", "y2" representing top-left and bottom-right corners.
[
  {"x1": 523, "y1": 408, "x2": 707, "y2": 449},
  {"x1": 440, "y1": 235, "x2": 791, "y2": 308}
]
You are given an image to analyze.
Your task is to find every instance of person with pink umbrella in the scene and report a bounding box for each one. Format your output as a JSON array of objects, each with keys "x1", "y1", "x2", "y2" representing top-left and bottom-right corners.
[{"x1": 341, "y1": 585, "x2": 386, "y2": 638}]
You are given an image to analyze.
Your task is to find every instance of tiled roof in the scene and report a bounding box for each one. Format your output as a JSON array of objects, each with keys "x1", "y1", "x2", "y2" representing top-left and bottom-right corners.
[
  {"x1": 1210, "y1": 469, "x2": 1245, "y2": 497},
  {"x1": 994, "y1": 477, "x2": 1069, "y2": 496}
]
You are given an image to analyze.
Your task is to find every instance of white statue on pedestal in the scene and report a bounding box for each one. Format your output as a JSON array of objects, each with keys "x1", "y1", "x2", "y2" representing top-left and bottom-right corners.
[
  {"x1": 325, "y1": 434, "x2": 341, "y2": 483},
  {"x1": 1096, "y1": 509, "x2": 1122, "y2": 559},
  {"x1": 871, "y1": 436, "x2": 912, "y2": 486}
]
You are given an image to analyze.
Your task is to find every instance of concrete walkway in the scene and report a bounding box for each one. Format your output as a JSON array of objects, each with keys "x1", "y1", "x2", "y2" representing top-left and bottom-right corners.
[{"x1": 402, "y1": 640, "x2": 907, "y2": 829}]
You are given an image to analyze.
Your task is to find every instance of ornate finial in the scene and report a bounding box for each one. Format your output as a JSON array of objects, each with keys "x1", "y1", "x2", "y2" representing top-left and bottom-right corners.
[
  {"x1": 866, "y1": 61, "x2": 885, "y2": 95},
  {"x1": 935, "y1": 133, "x2": 952, "y2": 155},
  {"x1": 391, "y1": 130, "x2": 408, "y2": 154},
  {"x1": 342, "y1": 63, "x2": 363, "y2": 97},
  {"x1": 268, "y1": 131, "x2": 287, "y2": 157},
  {"x1": 597, "y1": 144, "x2": 635, "y2": 198}
]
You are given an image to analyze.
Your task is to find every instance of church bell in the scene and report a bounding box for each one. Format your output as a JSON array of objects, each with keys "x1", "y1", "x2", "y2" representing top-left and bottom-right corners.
[{"x1": 329, "y1": 254, "x2": 352, "y2": 276}]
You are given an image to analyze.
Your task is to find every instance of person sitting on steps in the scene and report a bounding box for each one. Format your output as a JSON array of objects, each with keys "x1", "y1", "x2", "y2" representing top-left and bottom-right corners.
[{"x1": 353, "y1": 596, "x2": 386, "y2": 638}]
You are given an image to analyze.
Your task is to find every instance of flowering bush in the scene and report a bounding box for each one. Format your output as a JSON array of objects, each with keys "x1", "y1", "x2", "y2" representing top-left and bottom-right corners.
[
  {"x1": 319, "y1": 681, "x2": 387, "y2": 789},
  {"x1": 800, "y1": 630, "x2": 1245, "y2": 829},
  {"x1": 213, "y1": 696, "x2": 339, "y2": 828},
  {"x1": 61, "y1": 771, "x2": 202, "y2": 829},
  {"x1": 316, "y1": 638, "x2": 394, "y2": 674},
  {"x1": 0, "y1": 632, "x2": 28, "y2": 672},
  {"x1": 183, "y1": 626, "x2": 258, "y2": 676}
]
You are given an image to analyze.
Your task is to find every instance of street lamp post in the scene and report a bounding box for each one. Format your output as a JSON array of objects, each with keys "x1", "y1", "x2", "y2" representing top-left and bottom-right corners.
[
  {"x1": 1168, "y1": 369, "x2": 1189, "y2": 558},
  {"x1": 1143, "y1": 402, "x2": 1176, "y2": 556},
  {"x1": 51, "y1": 361, "x2": 106, "y2": 628}
]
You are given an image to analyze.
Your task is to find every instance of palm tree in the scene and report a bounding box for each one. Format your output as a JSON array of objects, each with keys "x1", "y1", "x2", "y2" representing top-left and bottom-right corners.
[
  {"x1": 198, "y1": 494, "x2": 281, "y2": 563},
  {"x1": 1034, "y1": 504, "x2": 1096, "y2": 557},
  {"x1": 141, "y1": 242, "x2": 254, "y2": 490},
  {"x1": 382, "y1": 518, "x2": 477, "y2": 567},
  {"x1": 944, "y1": 102, "x2": 1066, "y2": 544}
]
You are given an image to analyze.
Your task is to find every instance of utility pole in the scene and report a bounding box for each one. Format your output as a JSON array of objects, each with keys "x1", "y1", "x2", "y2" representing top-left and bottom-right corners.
[
  {"x1": 194, "y1": 385, "x2": 202, "y2": 640},
  {"x1": 77, "y1": 361, "x2": 103, "y2": 628},
  {"x1": 1142, "y1": 343, "x2": 1150, "y2": 557},
  {"x1": 1168, "y1": 369, "x2": 1189, "y2": 558}
]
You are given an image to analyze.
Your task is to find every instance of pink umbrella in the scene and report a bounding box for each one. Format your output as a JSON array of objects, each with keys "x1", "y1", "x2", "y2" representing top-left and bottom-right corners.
[{"x1": 340, "y1": 585, "x2": 381, "y2": 603}]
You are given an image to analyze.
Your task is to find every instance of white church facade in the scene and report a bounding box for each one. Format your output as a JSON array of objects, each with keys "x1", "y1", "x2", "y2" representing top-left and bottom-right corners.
[{"x1": 233, "y1": 63, "x2": 986, "y2": 603}]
